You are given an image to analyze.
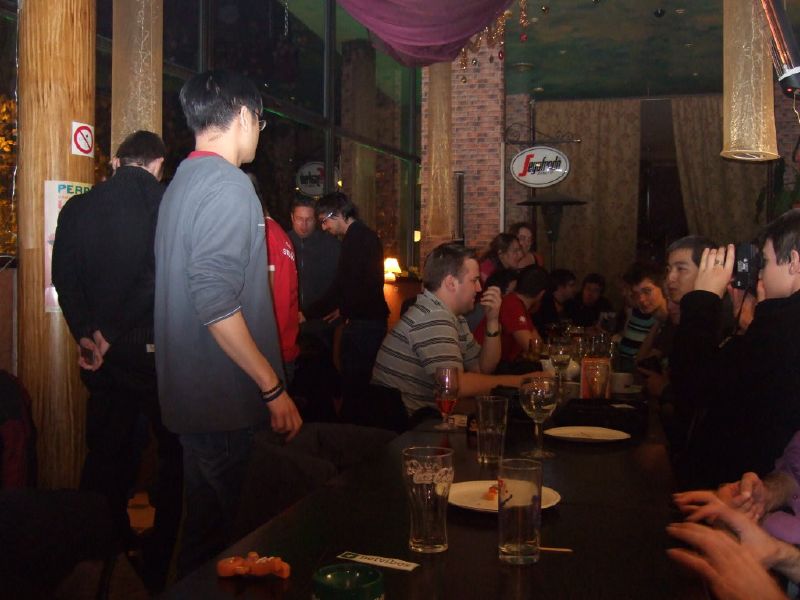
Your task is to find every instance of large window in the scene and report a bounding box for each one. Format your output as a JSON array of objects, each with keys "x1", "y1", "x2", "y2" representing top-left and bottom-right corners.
[
  {"x1": 0, "y1": 2, "x2": 17, "y2": 258},
  {"x1": 0, "y1": 0, "x2": 421, "y2": 265}
]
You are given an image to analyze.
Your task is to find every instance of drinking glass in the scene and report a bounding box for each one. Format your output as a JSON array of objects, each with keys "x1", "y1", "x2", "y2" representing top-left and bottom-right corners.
[
  {"x1": 519, "y1": 375, "x2": 557, "y2": 459},
  {"x1": 476, "y1": 396, "x2": 508, "y2": 465},
  {"x1": 498, "y1": 458, "x2": 542, "y2": 564},
  {"x1": 434, "y1": 366, "x2": 459, "y2": 431},
  {"x1": 584, "y1": 362, "x2": 610, "y2": 399},
  {"x1": 548, "y1": 336, "x2": 573, "y2": 398},
  {"x1": 402, "y1": 446, "x2": 454, "y2": 553}
]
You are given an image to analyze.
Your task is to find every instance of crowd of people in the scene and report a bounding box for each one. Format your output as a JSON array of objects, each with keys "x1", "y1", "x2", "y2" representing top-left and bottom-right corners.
[{"x1": 47, "y1": 67, "x2": 800, "y2": 598}]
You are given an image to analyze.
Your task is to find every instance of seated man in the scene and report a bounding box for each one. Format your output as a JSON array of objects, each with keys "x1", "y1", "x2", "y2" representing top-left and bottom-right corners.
[
  {"x1": 372, "y1": 243, "x2": 540, "y2": 416},
  {"x1": 532, "y1": 268, "x2": 577, "y2": 335},
  {"x1": 671, "y1": 209, "x2": 800, "y2": 488},
  {"x1": 616, "y1": 261, "x2": 667, "y2": 372},
  {"x1": 564, "y1": 273, "x2": 613, "y2": 327},
  {"x1": 474, "y1": 265, "x2": 549, "y2": 365}
]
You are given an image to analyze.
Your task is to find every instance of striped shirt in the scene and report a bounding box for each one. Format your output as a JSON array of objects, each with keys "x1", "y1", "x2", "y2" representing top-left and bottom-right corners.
[
  {"x1": 372, "y1": 289, "x2": 481, "y2": 415},
  {"x1": 618, "y1": 308, "x2": 657, "y2": 368}
]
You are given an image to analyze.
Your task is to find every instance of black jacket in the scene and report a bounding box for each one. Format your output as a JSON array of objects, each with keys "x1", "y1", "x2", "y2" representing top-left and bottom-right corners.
[
  {"x1": 672, "y1": 289, "x2": 800, "y2": 488},
  {"x1": 52, "y1": 166, "x2": 163, "y2": 344},
  {"x1": 288, "y1": 228, "x2": 340, "y2": 316},
  {"x1": 308, "y1": 220, "x2": 388, "y2": 321}
]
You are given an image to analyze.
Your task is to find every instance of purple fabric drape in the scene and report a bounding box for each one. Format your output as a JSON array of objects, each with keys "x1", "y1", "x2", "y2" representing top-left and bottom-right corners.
[{"x1": 337, "y1": 0, "x2": 514, "y2": 66}]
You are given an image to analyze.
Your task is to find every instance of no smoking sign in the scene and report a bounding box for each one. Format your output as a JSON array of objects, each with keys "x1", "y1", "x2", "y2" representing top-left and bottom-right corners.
[{"x1": 71, "y1": 121, "x2": 95, "y2": 157}]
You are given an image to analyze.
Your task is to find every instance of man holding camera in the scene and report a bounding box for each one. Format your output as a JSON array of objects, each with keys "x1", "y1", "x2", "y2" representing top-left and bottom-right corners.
[{"x1": 672, "y1": 209, "x2": 800, "y2": 489}]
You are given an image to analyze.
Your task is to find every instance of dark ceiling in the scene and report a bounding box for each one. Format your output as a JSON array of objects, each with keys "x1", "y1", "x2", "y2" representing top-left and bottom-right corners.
[{"x1": 503, "y1": 0, "x2": 800, "y2": 100}]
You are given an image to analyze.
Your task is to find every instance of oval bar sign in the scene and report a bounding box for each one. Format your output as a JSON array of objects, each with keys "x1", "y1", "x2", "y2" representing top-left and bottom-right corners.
[{"x1": 510, "y1": 145, "x2": 570, "y2": 188}]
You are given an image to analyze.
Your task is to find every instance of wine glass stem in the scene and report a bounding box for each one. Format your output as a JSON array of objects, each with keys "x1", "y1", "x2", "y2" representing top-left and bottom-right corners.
[{"x1": 534, "y1": 420, "x2": 544, "y2": 454}]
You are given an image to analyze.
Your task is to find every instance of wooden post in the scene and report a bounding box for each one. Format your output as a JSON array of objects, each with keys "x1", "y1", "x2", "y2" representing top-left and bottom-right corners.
[
  {"x1": 421, "y1": 62, "x2": 454, "y2": 260},
  {"x1": 111, "y1": 0, "x2": 163, "y2": 152},
  {"x1": 17, "y1": 0, "x2": 96, "y2": 488}
]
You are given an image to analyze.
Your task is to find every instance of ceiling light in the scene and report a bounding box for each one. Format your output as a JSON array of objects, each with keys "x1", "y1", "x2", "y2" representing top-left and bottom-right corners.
[
  {"x1": 685, "y1": 43, "x2": 693, "y2": 48},
  {"x1": 692, "y1": 72, "x2": 699, "y2": 77},
  {"x1": 512, "y1": 62, "x2": 535, "y2": 72},
  {"x1": 559, "y1": 50, "x2": 567, "y2": 55},
  {"x1": 675, "y1": 8, "x2": 686, "y2": 15},
  {"x1": 533, "y1": 86, "x2": 545, "y2": 92}
]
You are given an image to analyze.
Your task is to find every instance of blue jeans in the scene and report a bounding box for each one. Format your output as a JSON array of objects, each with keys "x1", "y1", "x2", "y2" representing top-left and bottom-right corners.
[{"x1": 177, "y1": 428, "x2": 254, "y2": 578}]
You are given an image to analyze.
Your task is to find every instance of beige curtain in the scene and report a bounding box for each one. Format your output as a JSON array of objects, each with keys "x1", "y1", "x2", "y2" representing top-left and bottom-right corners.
[
  {"x1": 535, "y1": 99, "x2": 641, "y2": 306},
  {"x1": 672, "y1": 95, "x2": 768, "y2": 242}
]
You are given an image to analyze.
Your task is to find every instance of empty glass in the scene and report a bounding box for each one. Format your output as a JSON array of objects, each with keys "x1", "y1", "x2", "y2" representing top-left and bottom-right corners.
[{"x1": 519, "y1": 375, "x2": 557, "y2": 459}]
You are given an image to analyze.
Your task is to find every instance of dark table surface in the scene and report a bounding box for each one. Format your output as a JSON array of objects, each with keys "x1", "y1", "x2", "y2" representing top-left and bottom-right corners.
[{"x1": 163, "y1": 396, "x2": 708, "y2": 599}]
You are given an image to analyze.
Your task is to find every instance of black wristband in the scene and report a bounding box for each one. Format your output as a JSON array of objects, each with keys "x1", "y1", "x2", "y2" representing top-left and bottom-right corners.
[
  {"x1": 261, "y1": 380, "x2": 285, "y2": 403},
  {"x1": 485, "y1": 329, "x2": 501, "y2": 338}
]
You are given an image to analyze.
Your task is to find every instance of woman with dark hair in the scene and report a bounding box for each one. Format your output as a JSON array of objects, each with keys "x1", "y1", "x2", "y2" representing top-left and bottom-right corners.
[
  {"x1": 479, "y1": 233, "x2": 524, "y2": 284},
  {"x1": 509, "y1": 222, "x2": 543, "y2": 268}
]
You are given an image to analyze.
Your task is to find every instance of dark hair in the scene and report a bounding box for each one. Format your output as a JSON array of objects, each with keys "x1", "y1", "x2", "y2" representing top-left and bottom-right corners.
[
  {"x1": 582, "y1": 272, "x2": 606, "y2": 293},
  {"x1": 666, "y1": 235, "x2": 717, "y2": 267},
  {"x1": 115, "y1": 130, "x2": 166, "y2": 166},
  {"x1": 315, "y1": 191, "x2": 358, "y2": 221},
  {"x1": 516, "y1": 265, "x2": 550, "y2": 298},
  {"x1": 485, "y1": 268, "x2": 519, "y2": 295},
  {"x1": 762, "y1": 208, "x2": 800, "y2": 264},
  {"x1": 179, "y1": 70, "x2": 263, "y2": 134},
  {"x1": 291, "y1": 196, "x2": 315, "y2": 213},
  {"x1": 549, "y1": 268, "x2": 576, "y2": 290},
  {"x1": 481, "y1": 233, "x2": 519, "y2": 261},
  {"x1": 423, "y1": 243, "x2": 477, "y2": 292},
  {"x1": 508, "y1": 222, "x2": 534, "y2": 238},
  {"x1": 623, "y1": 261, "x2": 664, "y2": 287}
]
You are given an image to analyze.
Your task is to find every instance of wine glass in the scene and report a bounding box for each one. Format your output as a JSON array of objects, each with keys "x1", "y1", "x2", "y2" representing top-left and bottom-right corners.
[
  {"x1": 519, "y1": 375, "x2": 557, "y2": 458},
  {"x1": 434, "y1": 366, "x2": 459, "y2": 430},
  {"x1": 549, "y1": 336, "x2": 573, "y2": 397}
]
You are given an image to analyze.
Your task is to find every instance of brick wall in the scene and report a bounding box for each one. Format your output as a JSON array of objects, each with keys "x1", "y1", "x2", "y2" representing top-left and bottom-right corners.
[{"x1": 420, "y1": 44, "x2": 505, "y2": 264}]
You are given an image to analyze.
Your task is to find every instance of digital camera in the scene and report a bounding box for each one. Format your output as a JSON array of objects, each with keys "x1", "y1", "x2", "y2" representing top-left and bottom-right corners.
[{"x1": 732, "y1": 241, "x2": 761, "y2": 292}]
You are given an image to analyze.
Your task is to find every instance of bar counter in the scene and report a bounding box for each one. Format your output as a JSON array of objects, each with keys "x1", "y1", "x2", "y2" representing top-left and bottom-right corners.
[{"x1": 164, "y1": 398, "x2": 707, "y2": 599}]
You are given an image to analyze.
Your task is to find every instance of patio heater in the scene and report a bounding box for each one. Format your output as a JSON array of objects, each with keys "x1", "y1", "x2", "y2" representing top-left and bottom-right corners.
[{"x1": 517, "y1": 192, "x2": 587, "y2": 271}]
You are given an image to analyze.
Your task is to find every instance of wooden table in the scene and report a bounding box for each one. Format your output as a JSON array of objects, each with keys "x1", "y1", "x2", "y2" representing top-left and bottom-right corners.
[{"x1": 164, "y1": 398, "x2": 707, "y2": 599}]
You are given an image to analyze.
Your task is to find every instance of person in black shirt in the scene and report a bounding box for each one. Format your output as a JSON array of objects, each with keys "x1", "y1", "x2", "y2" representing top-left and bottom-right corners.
[
  {"x1": 312, "y1": 192, "x2": 389, "y2": 398},
  {"x1": 564, "y1": 273, "x2": 614, "y2": 327},
  {"x1": 51, "y1": 131, "x2": 182, "y2": 592},
  {"x1": 532, "y1": 268, "x2": 577, "y2": 336}
]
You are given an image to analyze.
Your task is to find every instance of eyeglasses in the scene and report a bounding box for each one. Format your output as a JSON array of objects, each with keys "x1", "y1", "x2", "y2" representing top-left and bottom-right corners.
[{"x1": 319, "y1": 211, "x2": 336, "y2": 225}]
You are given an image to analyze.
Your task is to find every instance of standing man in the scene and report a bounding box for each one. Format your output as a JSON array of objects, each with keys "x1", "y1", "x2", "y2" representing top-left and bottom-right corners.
[
  {"x1": 154, "y1": 70, "x2": 302, "y2": 577},
  {"x1": 288, "y1": 196, "x2": 340, "y2": 353},
  {"x1": 311, "y1": 192, "x2": 389, "y2": 396},
  {"x1": 52, "y1": 130, "x2": 182, "y2": 592}
]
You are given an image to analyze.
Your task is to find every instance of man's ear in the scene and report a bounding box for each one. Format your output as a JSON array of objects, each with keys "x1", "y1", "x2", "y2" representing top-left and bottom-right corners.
[
  {"x1": 443, "y1": 273, "x2": 457, "y2": 293},
  {"x1": 789, "y1": 249, "x2": 800, "y2": 275},
  {"x1": 110, "y1": 156, "x2": 120, "y2": 171},
  {"x1": 145, "y1": 157, "x2": 165, "y2": 181}
]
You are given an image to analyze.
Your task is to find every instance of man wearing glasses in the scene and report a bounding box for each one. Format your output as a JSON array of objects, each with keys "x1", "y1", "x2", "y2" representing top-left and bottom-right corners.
[
  {"x1": 154, "y1": 70, "x2": 301, "y2": 577},
  {"x1": 310, "y1": 192, "x2": 389, "y2": 412}
]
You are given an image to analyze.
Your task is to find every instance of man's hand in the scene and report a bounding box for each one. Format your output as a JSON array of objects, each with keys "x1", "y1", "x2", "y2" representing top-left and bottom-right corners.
[
  {"x1": 666, "y1": 521, "x2": 787, "y2": 600},
  {"x1": 92, "y1": 330, "x2": 110, "y2": 357},
  {"x1": 637, "y1": 367, "x2": 669, "y2": 398},
  {"x1": 694, "y1": 244, "x2": 735, "y2": 299},
  {"x1": 323, "y1": 308, "x2": 341, "y2": 323},
  {"x1": 78, "y1": 337, "x2": 102, "y2": 371},
  {"x1": 480, "y1": 285, "x2": 502, "y2": 323},
  {"x1": 266, "y1": 391, "x2": 303, "y2": 441},
  {"x1": 717, "y1": 473, "x2": 770, "y2": 521}
]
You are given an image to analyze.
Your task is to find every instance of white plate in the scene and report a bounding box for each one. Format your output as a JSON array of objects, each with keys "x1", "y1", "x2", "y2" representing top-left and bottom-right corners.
[
  {"x1": 448, "y1": 480, "x2": 561, "y2": 512},
  {"x1": 544, "y1": 426, "x2": 630, "y2": 442}
]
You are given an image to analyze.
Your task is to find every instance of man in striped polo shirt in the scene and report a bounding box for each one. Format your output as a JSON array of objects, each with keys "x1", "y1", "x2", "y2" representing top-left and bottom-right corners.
[
  {"x1": 617, "y1": 261, "x2": 668, "y2": 371},
  {"x1": 372, "y1": 243, "x2": 541, "y2": 416}
]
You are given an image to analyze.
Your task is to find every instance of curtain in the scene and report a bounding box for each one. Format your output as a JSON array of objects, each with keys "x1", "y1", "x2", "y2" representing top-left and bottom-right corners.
[
  {"x1": 337, "y1": 0, "x2": 513, "y2": 66},
  {"x1": 534, "y1": 99, "x2": 641, "y2": 307},
  {"x1": 672, "y1": 95, "x2": 768, "y2": 243}
]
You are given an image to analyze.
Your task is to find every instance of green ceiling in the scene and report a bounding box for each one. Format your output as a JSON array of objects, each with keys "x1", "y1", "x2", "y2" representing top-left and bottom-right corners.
[{"x1": 500, "y1": 0, "x2": 800, "y2": 99}]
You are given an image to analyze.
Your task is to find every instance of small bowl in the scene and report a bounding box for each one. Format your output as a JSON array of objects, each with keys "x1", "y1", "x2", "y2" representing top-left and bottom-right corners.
[{"x1": 312, "y1": 563, "x2": 384, "y2": 600}]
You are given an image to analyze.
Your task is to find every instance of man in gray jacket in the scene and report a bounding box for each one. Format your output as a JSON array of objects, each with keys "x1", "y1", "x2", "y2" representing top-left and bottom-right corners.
[{"x1": 154, "y1": 70, "x2": 301, "y2": 577}]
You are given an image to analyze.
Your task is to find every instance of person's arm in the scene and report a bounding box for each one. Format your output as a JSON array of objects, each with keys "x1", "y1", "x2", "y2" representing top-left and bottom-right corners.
[
  {"x1": 209, "y1": 311, "x2": 301, "y2": 439},
  {"x1": 459, "y1": 370, "x2": 543, "y2": 397},
  {"x1": 477, "y1": 286, "x2": 502, "y2": 374}
]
